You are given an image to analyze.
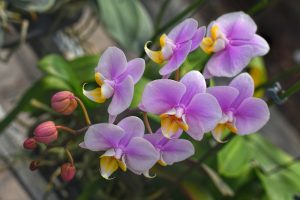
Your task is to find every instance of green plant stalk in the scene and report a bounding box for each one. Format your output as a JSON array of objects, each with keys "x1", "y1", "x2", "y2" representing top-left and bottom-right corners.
[{"x1": 280, "y1": 80, "x2": 300, "y2": 100}]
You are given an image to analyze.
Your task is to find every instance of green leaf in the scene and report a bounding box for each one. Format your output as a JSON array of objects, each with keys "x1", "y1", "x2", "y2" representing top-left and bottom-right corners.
[
  {"x1": 96, "y1": 0, "x2": 153, "y2": 52},
  {"x1": 201, "y1": 164, "x2": 234, "y2": 197},
  {"x1": 11, "y1": 0, "x2": 56, "y2": 12},
  {"x1": 181, "y1": 48, "x2": 210, "y2": 75},
  {"x1": 0, "y1": 76, "x2": 71, "y2": 133},
  {"x1": 218, "y1": 136, "x2": 253, "y2": 177},
  {"x1": 130, "y1": 77, "x2": 150, "y2": 108},
  {"x1": 68, "y1": 55, "x2": 99, "y2": 83}
]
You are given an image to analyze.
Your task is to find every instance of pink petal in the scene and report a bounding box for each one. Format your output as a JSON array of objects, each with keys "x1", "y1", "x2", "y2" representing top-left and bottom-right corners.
[
  {"x1": 190, "y1": 26, "x2": 206, "y2": 51},
  {"x1": 119, "y1": 58, "x2": 145, "y2": 84},
  {"x1": 84, "y1": 123, "x2": 125, "y2": 151},
  {"x1": 168, "y1": 18, "x2": 198, "y2": 44},
  {"x1": 185, "y1": 93, "x2": 222, "y2": 140},
  {"x1": 96, "y1": 47, "x2": 127, "y2": 80},
  {"x1": 108, "y1": 76, "x2": 134, "y2": 116},
  {"x1": 234, "y1": 97, "x2": 270, "y2": 135},
  {"x1": 140, "y1": 79, "x2": 186, "y2": 114},
  {"x1": 207, "y1": 86, "x2": 239, "y2": 111}
]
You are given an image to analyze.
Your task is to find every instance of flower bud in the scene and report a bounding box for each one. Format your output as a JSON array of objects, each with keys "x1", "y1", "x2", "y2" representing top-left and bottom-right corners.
[
  {"x1": 23, "y1": 138, "x2": 37, "y2": 150},
  {"x1": 29, "y1": 160, "x2": 40, "y2": 171},
  {"x1": 51, "y1": 91, "x2": 78, "y2": 115},
  {"x1": 34, "y1": 121, "x2": 58, "y2": 144},
  {"x1": 61, "y1": 163, "x2": 76, "y2": 182}
]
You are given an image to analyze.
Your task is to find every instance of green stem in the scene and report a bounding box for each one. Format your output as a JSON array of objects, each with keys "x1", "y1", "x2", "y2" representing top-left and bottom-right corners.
[
  {"x1": 75, "y1": 97, "x2": 91, "y2": 125},
  {"x1": 280, "y1": 80, "x2": 300, "y2": 99},
  {"x1": 154, "y1": 0, "x2": 172, "y2": 30}
]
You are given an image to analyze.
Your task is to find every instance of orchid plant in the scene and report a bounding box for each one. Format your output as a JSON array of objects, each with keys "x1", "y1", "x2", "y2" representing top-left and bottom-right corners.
[{"x1": 22, "y1": 11, "x2": 282, "y2": 197}]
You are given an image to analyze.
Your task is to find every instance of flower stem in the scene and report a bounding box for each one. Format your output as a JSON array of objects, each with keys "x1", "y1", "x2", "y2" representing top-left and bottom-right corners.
[
  {"x1": 279, "y1": 80, "x2": 300, "y2": 100},
  {"x1": 75, "y1": 97, "x2": 91, "y2": 125},
  {"x1": 56, "y1": 126, "x2": 89, "y2": 135},
  {"x1": 143, "y1": 112, "x2": 153, "y2": 134},
  {"x1": 65, "y1": 148, "x2": 74, "y2": 166},
  {"x1": 175, "y1": 69, "x2": 180, "y2": 81}
]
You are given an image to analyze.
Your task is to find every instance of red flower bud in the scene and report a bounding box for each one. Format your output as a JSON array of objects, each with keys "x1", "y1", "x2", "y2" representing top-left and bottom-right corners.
[
  {"x1": 61, "y1": 163, "x2": 76, "y2": 182},
  {"x1": 29, "y1": 160, "x2": 40, "y2": 171},
  {"x1": 51, "y1": 91, "x2": 78, "y2": 115},
  {"x1": 34, "y1": 121, "x2": 58, "y2": 144},
  {"x1": 23, "y1": 138, "x2": 37, "y2": 150}
]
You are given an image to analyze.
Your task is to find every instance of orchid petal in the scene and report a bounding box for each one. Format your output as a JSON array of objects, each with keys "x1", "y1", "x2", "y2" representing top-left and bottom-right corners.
[
  {"x1": 190, "y1": 26, "x2": 206, "y2": 51},
  {"x1": 96, "y1": 47, "x2": 127, "y2": 80},
  {"x1": 204, "y1": 44, "x2": 253, "y2": 78},
  {"x1": 100, "y1": 156, "x2": 118, "y2": 180},
  {"x1": 117, "y1": 116, "x2": 145, "y2": 146},
  {"x1": 120, "y1": 58, "x2": 145, "y2": 83},
  {"x1": 83, "y1": 123, "x2": 124, "y2": 151},
  {"x1": 168, "y1": 18, "x2": 198, "y2": 43},
  {"x1": 207, "y1": 86, "x2": 239, "y2": 111},
  {"x1": 234, "y1": 97, "x2": 270, "y2": 135},
  {"x1": 161, "y1": 139, "x2": 194, "y2": 165},
  {"x1": 108, "y1": 76, "x2": 134, "y2": 116},
  {"x1": 124, "y1": 137, "x2": 159, "y2": 174},
  {"x1": 216, "y1": 11, "x2": 257, "y2": 40},
  {"x1": 180, "y1": 70, "x2": 206, "y2": 105},
  {"x1": 140, "y1": 79, "x2": 186, "y2": 114},
  {"x1": 185, "y1": 93, "x2": 222, "y2": 140},
  {"x1": 229, "y1": 73, "x2": 254, "y2": 107},
  {"x1": 82, "y1": 86, "x2": 106, "y2": 103},
  {"x1": 159, "y1": 41, "x2": 192, "y2": 76}
]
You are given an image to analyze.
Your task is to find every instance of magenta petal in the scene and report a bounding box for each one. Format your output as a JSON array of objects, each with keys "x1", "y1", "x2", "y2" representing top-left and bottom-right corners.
[
  {"x1": 168, "y1": 18, "x2": 198, "y2": 43},
  {"x1": 120, "y1": 58, "x2": 145, "y2": 84},
  {"x1": 108, "y1": 76, "x2": 134, "y2": 116},
  {"x1": 207, "y1": 86, "x2": 239, "y2": 111},
  {"x1": 159, "y1": 41, "x2": 192, "y2": 76},
  {"x1": 234, "y1": 97, "x2": 270, "y2": 135},
  {"x1": 180, "y1": 70, "x2": 206, "y2": 105},
  {"x1": 117, "y1": 116, "x2": 145, "y2": 146},
  {"x1": 84, "y1": 123, "x2": 124, "y2": 151},
  {"x1": 229, "y1": 73, "x2": 254, "y2": 107},
  {"x1": 205, "y1": 45, "x2": 253, "y2": 77},
  {"x1": 140, "y1": 79, "x2": 186, "y2": 114},
  {"x1": 124, "y1": 137, "x2": 159, "y2": 174},
  {"x1": 185, "y1": 93, "x2": 222, "y2": 140},
  {"x1": 190, "y1": 26, "x2": 206, "y2": 51},
  {"x1": 161, "y1": 139, "x2": 194, "y2": 165},
  {"x1": 217, "y1": 11, "x2": 257, "y2": 40},
  {"x1": 144, "y1": 133, "x2": 165, "y2": 147},
  {"x1": 96, "y1": 47, "x2": 127, "y2": 80}
]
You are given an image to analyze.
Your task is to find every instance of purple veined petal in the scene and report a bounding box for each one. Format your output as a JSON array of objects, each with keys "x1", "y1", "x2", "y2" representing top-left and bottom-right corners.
[
  {"x1": 216, "y1": 11, "x2": 257, "y2": 40},
  {"x1": 190, "y1": 26, "x2": 206, "y2": 51},
  {"x1": 229, "y1": 34, "x2": 269, "y2": 57},
  {"x1": 96, "y1": 47, "x2": 127, "y2": 80},
  {"x1": 140, "y1": 79, "x2": 186, "y2": 114},
  {"x1": 248, "y1": 34, "x2": 270, "y2": 57},
  {"x1": 185, "y1": 93, "x2": 222, "y2": 140},
  {"x1": 144, "y1": 133, "x2": 165, "y2": 147},
  {"x1": 229, "y1": 73, "x2": 254, "y2": 108},
  {"x1": 159, "y1": 41, "x2": 192, "y2": 76},
  {"x1": 124, "y1": 137, "x2": 159, "y2": 174},
  {"x1": 207, "y1": 86, "x2": 239, "y2": 111},
  {"x1": 161, "y1": 139, "x2": 195, "y2": 165},
  {"x1": 180, "y1": 70, "x2": 206, "y2": 105},
  {"x1": 168, "y1": 18, "x2": 198, "y2": 44},
  {"x1": 108, "y1": 76, "x2": 134, "y2": 116},
  {"x1": 234, "y1": 97, "x2": 270, "y2": 135},
  {"x1": 117, "y1": 116, "x2": 145, "y2": 146},
  {"x1": 118, "y1": 58, "x2": 145, "y2": 84},
  {"x1": 204, "y1": 44, "x2": 254, "y2": 77},
  {"x1": 83, "y1": 123, "x2": 125, "y2": 151}
]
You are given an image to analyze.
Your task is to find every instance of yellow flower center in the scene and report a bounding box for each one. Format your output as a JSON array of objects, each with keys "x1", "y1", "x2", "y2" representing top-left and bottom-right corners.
[
  {"x1": 100, "y1": 156, "x2": 127, "y2": 180},
  {"x1": 83, "y1": 72, "x2": 114, "y2": 103},
  {"x1": 200, "y1": 24, "x2": 227, "y2": 54},
  {"x1": 160, "y1": 113, "x2": 189, "y2": 138}
]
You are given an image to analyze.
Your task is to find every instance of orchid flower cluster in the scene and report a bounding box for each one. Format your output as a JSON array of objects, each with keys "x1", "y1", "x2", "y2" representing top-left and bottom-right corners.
[{"x1": 23, "y1": 11, "x2": 270, "y2": 181}]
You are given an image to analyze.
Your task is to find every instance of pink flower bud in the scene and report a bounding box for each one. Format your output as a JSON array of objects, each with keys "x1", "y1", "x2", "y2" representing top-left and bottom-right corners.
[
  {"x1": 61, "y1": 163, "x2": 76, "y2": 182},
  {"x1": 29, "y1": 160, "x2": 40, "y2": 171},
  {"x1": 34, "y1": 121, "x2": 58, "y2": 144},
  {"x1": 51, "y1": 91, "x2": 78, "y2": 115},
  {"x1": 23, "y1": 138, "x2": 37, "y2": 150}
]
